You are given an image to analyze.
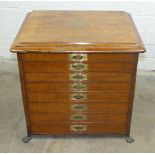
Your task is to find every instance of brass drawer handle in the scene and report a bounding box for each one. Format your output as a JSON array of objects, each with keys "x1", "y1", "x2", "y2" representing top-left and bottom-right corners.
[
  {"x1": 70, "y1": 63, "x2": 87, "y2": 71},
  {"x1": 70, "y1": 114, "x2": 87, "y2": 121},
  {"x1": 74, "y1": 94, "x2": 83, "y2": 99},
  {"x1": 71, "y1": 83, "x2": 86, "y2": 90},
  {"x1": 70, "y1": 93, "x2": 87, "y2": 100},
  {"x1": 73, "y1": 55, "x2": 84, "y2": 60},
  {"x1": 69, "y1": 54, "x2": 87, "y2": 61},
  {"x1": 71, "y1": 104, "x2": 87, "y2": 111},
  {"x1": 71, "y1": 125, "x2": 87, "y2": 132},
  {"x1": 70, "y1": 73, "x2": 87, "y2": 81}
]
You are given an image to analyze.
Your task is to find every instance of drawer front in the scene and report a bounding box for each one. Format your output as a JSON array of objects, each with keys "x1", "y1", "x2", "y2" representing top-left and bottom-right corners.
[
  {"x1": 22, "y1": 53, "x2": 136, "y2": 62},
  {"x1": 31, "y1": 122, "x2": 127, "y2": 134},
  {"x1": 27, "y1": 92, "x2": 130, "y2": 102},
  {"x1": 25, "y1": 72, "x2": 132, "y2": 82},
  {"x1": 28, "y1": 102, "x2": 129, "y2": 113},
  {"x1": 20, "y1": 53, "x2": 137, "y2": 136},
  {"x1": 22, "y1": 53, "x2": 68, "y2": 62},
  {"x1": 26, "y1": 82, "x2": 130, "y2": 92},
  {"x1": 29, "y1": 112, "x2": 128, "y2": 123},
  {"x1": 23, "y1": 61, "x2": 134, "y2": 72}
]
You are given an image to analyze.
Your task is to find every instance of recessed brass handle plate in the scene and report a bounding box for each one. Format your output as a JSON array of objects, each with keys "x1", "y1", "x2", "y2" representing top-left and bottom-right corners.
[
  {"x1": 70, "y1": 93, "x2": 87, "y2": 100},
  {"x1": 70, "y1": 114, "x2": 87, "y2": 121},
  {"x1": 69, "y1": 54, "x2": 87, "y2": 61},
  {"x1": 70, "y1": 63, "x2": 87, "y2": 71},
  {"x1": 71, "y1": 83, "x2": 87, "y2": 91},
  {"x1": 71, "y1": 104, "x2": 87, "y2": 111},
  {"x1": 70, "y1": 124, "x2": 87, "y2": 132},
  {"x1": 70, "y1": 73, "x2": 87, "y2": 81}
]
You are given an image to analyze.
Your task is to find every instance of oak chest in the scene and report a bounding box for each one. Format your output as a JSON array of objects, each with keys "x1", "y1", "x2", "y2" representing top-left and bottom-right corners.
[{"x1": 10, "y1": 11, "x2": 146, "y2": 143}]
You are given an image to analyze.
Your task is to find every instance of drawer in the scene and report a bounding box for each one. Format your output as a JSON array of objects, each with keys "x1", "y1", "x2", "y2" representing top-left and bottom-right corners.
[
  {"x1": 22, "y1": 53, "x2": 68, "y2": 62},
  {"x1": 25, "y1": 72, "x2": 132, "y2": 82},
  {"x1": 22, "y1": 53, "x2": 136, "y2": 62},
  {"x1": 26, "y1": 82, "x2": 131, "y2": 92},
  {"x1": 23, "y1": 61, "x2": 134, "y2": 72},
  {"x1": 31, "y1": 122, "x2": 127, "y2": 134},
  {"x1": 29, "y1": 112, "x2": 128, "y2": 123},
  {"x1": 28, "y1": 102, "x2": 129, "y2": 113},
  {"x1": 27, "y1": 92, "x2": 130, "y2": 102}
]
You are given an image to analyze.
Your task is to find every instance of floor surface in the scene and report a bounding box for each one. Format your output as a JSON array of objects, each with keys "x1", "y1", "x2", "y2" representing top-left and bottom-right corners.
[{"x1": 0, "y1": 59, "x2": 155, "y2": 153}]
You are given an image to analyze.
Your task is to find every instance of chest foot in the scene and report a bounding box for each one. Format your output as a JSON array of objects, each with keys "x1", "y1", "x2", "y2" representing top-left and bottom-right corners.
[{"x1": 22, "y1": 136, "x2": 31, "y2": 143}]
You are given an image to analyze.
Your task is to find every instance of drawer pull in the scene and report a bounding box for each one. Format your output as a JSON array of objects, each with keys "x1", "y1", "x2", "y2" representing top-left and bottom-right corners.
[
  {"x1": 71, "y1": 83, "x2": 86, "y2": 90},
  {"x1": 70, "y1": 114, "x2": 87, "y2": 121},
  {"x1": 73, "y1": 55, "x2": 84, "y2": 60},
  {"x1": 70, "y1": 73, "x2": 87, "y2": 81},
  {"x1": 74, "y1": 95, "x2": 83, "y2": 99},
  {"x1": 70, "y1": 63, "x2": 87, "y2": 71},
  {"x1": 71, "y1": 104, "x2": 87, "y2": 111},
  {"x1": 71, "y1": 125, "x2": 87, "y2": 132},
  {"x1": 71, "y1": 93, "x2": 87, "y2": 100},
  {"x1": 69, "y1": 54, "x2": 87, "y2": 61}
]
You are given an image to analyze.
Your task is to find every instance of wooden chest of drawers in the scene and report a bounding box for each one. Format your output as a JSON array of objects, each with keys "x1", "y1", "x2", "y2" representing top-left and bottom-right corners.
[{"x1": 10, "y1": 11, "x2": 146, "y2": 143}]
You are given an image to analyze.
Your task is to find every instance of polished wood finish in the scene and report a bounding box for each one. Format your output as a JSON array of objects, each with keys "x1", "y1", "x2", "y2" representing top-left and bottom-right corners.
[
  {"x1": 23, "y1": 61, "x2": 134, "y2": 73},
  {"x1": 10, "y1": 11, "x2": 145, "y2": 53},
  {"x1": 28, "y1": 102, "x2": 129, "y2": 113},
  {"x1": 27, "y1": 92, "x2": 130, "y2": 102},
  {"x1": 22, "y1": 53, "x2": 136, "y2": 62},
  {"x1": 31, "y1": 122, "x2": 127, "y2": 134},
  {"x1": 10, "y1": 11, "x2": 145, "y2": 138},
  {"x1": 26, "y1": 82, "x2": 131, "y2": 92},
  {"x1": 25, "y1": 72, "x2": 132, "y2": 82},
  {"x1": 29, "y1": 112, "x2": 128, "y2": 123},
  {"x1": 17, "y1": 54, "x2": 31, "y2": 136}
]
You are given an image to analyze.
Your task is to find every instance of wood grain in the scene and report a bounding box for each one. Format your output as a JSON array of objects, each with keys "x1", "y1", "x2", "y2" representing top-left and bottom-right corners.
[
  {"x1": 29, "y1": 112, "x2": 128, "y2": 123},
  {"x1": 10, "y1": 11, "x2": 145, "y2": 53},
  {"x1": 17, "y1": 54, "x2": 31, "y2": 135},
  {"x1": 126, "y1": 53, "x2": 139, "y2": 136},
  {"x1": 22, "y1": 53, "x2": 136, "y2": 62},
  {"x1": 27, "y1": 92, "x2": 130, "y2": 103},
  {"x1": 9, "y1": 11, "x2": 145, "y2": 137},
  {"x1": 31, "y1": 122, "x2": 127, "y2": 134},
  {"x1": 26, "y1": 82, "x2": 131, "y2": 92},
  {"x1": 23, "y1": 61, "x2": 134, "y2": 73},
  {"x1": 28, "y1": 102, "x2": 129, "y2": 113},
  {"x1": 25, "y1": 72, "x2": 132, "y2": 82}
]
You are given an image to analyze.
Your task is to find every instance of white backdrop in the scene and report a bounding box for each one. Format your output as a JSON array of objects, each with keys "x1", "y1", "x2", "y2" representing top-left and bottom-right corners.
[{"x1": 0, "y1": 1, "x2": 155, "y2": 70}]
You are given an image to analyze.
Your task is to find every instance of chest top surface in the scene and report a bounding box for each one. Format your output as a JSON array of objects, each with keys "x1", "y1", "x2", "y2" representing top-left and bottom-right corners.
[{"x1": 10, "y1": 11, "x2": 145, "y2": 53}]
